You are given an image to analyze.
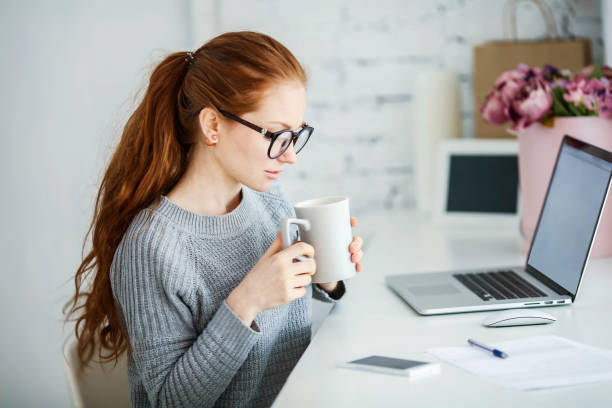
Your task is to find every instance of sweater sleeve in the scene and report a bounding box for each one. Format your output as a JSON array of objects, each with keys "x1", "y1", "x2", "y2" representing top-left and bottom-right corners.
[
  {"x1": 111, "y1": 220, "x2": 261, "y2": 408},
  {"x1": 313, "y1": 280, "x2": 346, "y2": 302}
]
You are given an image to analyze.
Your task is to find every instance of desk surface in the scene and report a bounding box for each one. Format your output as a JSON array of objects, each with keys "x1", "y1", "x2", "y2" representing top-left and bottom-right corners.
[{"x1": 273, "y1": 210, "x2": 612, "y2": 407}]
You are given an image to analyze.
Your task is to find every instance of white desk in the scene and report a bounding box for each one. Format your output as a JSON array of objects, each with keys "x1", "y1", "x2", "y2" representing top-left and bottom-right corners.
[{"x1": 274, "y1": 210, "x2": 612, "y2": 407}]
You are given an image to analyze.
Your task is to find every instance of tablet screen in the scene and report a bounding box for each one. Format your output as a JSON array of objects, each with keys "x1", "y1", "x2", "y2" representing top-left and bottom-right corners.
[{"x1": 446, "y1": 155, "x2": 518, "y2": 213}]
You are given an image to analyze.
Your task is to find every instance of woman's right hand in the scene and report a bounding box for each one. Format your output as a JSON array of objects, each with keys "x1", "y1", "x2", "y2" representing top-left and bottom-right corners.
[{"x1": 226, "y1": 231, "x2": 316, "y2": 326}]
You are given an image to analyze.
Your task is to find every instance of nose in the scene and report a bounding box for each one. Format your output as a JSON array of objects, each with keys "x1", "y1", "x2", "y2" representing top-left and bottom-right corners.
[{"x1": 277, "y1": 142, "x2": 297, "y2": 164}]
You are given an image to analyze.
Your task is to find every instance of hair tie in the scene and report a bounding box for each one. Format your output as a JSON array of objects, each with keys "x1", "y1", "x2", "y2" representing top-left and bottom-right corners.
[{"x1": 185, "y1": 51, "x2": 195, "y2": 64}]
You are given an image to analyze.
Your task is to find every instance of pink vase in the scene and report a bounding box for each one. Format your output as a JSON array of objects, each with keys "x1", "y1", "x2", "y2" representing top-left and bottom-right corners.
[{"x1": 515, "y1": 117, "x2": 612, "y2": 258}]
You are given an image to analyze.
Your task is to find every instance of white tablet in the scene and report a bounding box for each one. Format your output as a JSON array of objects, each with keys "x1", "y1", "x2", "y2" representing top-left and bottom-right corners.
[{"x1": 433, "y1": 139, "x2": 520, "y2": 226}]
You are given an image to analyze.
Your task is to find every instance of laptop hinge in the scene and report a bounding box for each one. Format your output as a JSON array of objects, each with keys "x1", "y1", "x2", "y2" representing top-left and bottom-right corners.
[{"x1": 525, "y1": 264, "x2": 573, "y2": 298}]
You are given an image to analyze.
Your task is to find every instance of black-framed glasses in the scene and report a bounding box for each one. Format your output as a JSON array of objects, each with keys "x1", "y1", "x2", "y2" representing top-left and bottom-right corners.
[{"x1": 218, "y1": 109, "x2": 313, "y2": 159}]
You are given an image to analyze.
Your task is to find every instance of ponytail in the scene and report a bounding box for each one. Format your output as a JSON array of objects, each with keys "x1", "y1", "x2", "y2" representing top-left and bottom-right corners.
[{"x1": 64, "y1": 52, "x2": 191, "y2": 370}]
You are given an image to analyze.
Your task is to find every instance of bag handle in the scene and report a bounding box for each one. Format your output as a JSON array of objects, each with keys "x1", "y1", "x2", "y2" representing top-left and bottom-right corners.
[{"x1": 503, "y1": 0, "x2": 559, "y2": 40}]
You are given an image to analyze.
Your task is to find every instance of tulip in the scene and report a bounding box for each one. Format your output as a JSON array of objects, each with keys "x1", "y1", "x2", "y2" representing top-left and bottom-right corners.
[
  {"x1": 480, "y1": 91, "x2": 509, "y2": 125},
  {"x1": 494, "y1": 70, "x2": 526, "y2": 103},
  {"x1": 542, "y1": 64, "x2": 562, "y2": 82},
  {"x1": 510, "y1": 78, "x2": 552, "y2": 130},
  {"x1": 563, "y1": 77, "x2": 587, "y2": 106},
  {"x1": 564, "y1": 76, "x2": 607, "y2": 111},
  {"x1": 580, "y1": 64, "x2": 612, "y2": 80},
  {"x1": 596, "y1": 89, "x2": 612, "y2": 118}
]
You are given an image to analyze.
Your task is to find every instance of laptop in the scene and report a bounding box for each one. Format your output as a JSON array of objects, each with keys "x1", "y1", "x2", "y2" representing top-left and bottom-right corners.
[{"x1": 386, "y1": 135, "x2": 612, "y2": 315}]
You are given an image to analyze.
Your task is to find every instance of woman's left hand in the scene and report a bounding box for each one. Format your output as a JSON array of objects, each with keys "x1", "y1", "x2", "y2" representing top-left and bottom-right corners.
[{"x1": 349, "y1": 216, "x2": 364, "y2": 272}]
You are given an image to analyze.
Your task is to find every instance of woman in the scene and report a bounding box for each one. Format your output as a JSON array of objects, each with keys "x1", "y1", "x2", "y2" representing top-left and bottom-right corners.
[{"x1": 64, "y1": 31, "x2": 364, "y2": 407}]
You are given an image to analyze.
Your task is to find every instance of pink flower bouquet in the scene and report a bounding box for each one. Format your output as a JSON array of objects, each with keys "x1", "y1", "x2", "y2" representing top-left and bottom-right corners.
[{"x1": 480, "y1": 62, "x2": 612, "y2": 130}]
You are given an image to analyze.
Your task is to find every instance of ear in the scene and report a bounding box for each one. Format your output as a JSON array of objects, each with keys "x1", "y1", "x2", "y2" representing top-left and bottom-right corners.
[{"x1": 198, "y1": 107, "x2": 220, "y2": 145}]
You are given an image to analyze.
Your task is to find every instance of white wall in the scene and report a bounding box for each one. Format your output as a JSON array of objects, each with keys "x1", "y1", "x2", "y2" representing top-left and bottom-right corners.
[
  {"x1": 0, "y1": 1, "x2": 192, "y2": 406},
  {"x1": 0, "y1": 0, "x2": 604, "y2": 406},
  {"x1": 196, "y1": 0, "x2": 603, "y2": 214}
]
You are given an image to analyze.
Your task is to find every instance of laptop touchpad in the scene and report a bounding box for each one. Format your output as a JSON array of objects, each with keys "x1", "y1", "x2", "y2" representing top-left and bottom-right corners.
[{"x1": 407, "y1": 284, "x2": 461, "y2": 296}]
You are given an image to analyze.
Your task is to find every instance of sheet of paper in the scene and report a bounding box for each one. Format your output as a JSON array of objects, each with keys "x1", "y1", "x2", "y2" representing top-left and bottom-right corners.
[{"x1": 427, "y1": 335, "x2": 612, "y2": 391}]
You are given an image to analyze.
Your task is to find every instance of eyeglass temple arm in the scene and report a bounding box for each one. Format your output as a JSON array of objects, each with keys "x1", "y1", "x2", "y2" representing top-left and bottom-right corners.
[{"x1": 219, "y1": 110, "x2": 271, "y2": 137}]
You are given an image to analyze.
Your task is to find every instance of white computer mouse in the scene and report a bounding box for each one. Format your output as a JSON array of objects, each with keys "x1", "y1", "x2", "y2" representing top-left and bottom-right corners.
[{"x1": 482, "y1": 308, "x2": 557, "y2": 327}]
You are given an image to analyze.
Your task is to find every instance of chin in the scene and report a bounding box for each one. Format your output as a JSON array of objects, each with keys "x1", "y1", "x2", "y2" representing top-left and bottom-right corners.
[{"x1": 243, "y1": 178, "x2": 275, "y2": 192}]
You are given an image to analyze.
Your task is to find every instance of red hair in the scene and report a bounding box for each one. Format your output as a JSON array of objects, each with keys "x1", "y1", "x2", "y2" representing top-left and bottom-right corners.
[{"x1": 63, "y1": 31, "x2": 307, "y2": 370}]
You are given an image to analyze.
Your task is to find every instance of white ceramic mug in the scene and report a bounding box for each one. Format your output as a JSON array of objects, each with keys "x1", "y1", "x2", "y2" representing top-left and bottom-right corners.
[{"x1": 280, "y1": 196, "x2": 356, "y2": 284}]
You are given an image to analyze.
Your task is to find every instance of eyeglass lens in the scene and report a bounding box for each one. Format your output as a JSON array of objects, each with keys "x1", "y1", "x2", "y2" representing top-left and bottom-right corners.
[{"x1": 269, "y1": 128, "x2": 312, "y2": 158}]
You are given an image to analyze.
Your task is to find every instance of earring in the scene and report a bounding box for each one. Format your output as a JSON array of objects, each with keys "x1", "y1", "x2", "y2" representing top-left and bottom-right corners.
[{"x1": 205, "y1": 134, "x2": 217, "y2": 146}]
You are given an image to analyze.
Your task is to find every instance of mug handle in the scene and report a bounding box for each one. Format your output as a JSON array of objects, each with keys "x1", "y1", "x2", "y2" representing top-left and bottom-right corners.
[{"x1": 280, "y1": 218, "x2": 313, "y2": 263}]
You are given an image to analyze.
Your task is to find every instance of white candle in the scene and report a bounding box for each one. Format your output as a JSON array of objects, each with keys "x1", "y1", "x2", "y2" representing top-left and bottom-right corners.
[{"x1": 413, "y1": 71, "x2": 462, "y2": 212}]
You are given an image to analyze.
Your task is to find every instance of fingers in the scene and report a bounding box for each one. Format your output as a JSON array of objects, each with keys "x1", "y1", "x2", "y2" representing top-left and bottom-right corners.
[
  {"x1": 293, "y1": 273, "x2": 313, "y2": 288},
  {"x1": 292, "y1": 259, "x2": 316, "y2": 276},
  {"x1": 349, "y1": 235, "x2": 364, "y2": 271},
  {"x1": 350, "y1": 216, "x2": 358, "y2": 227},
  {"x1": 349, "y1": 236, "x2": 363, "y2": 253},
  {"x1": 283, "y1": 241, "x2": 315, "y2": 260}
]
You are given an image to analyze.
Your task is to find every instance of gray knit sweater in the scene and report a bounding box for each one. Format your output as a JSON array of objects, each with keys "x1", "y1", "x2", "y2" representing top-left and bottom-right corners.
[{"x1": 110, "y1": 181, "x2": 345, "y2": 407}]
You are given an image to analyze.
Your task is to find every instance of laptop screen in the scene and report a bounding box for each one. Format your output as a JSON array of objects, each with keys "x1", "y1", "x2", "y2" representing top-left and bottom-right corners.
[{"x1": 527, "y1": 137, "x2": 612, "y2": 296}]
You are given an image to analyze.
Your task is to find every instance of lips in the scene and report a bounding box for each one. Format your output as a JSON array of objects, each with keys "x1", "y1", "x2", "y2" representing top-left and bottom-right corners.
[{"x1": 264, "y1": 170, "x2": 282, "y2": 179}]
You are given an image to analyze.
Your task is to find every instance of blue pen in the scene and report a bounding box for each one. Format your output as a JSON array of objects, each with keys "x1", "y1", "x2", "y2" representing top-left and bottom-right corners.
[{"x1": 467, "y1": 339, "x2": 509, "y2": 359}]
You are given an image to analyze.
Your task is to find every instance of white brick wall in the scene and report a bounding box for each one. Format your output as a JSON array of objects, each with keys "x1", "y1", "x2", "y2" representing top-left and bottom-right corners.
[{"x1": 191, "y1": 0, "x2": 603, "y2": 215}]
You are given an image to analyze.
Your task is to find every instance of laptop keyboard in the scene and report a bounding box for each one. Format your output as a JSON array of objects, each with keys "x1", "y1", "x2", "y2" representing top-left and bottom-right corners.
[{"x1": 453, "y1": 270, "x2": 547, "y2": 301}]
